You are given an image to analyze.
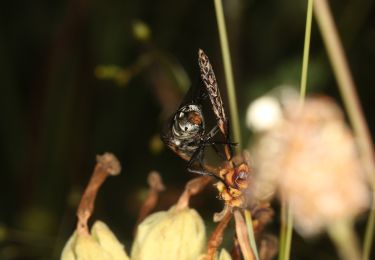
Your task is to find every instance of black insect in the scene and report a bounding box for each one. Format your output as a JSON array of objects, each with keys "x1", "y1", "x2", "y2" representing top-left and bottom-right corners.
[{"x1": 162, "y1": 49, "x2": 234, "y2": 180}]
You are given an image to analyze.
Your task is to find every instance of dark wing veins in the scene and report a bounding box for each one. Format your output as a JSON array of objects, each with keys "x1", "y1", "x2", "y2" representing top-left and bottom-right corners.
[{"x1": 198, "y1": 49, "x2": 228, "y2": 137}]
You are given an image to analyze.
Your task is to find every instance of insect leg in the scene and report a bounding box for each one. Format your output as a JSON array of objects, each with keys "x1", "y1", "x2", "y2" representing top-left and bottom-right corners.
[
  {"x1": 186, "y1": 137, "x2": 230, "y2": 188},
  {"x1": 205, "y1": 140, "x2": 238, "y2": 146},
  {"x1": 186, "y1": 144, "x2": 225, "y2": 183},
  {"x1": 203, "y1": 142, "x2": 227, "y2": 161},
  {"x1": 203, "y1": 124, "x2": 236, "y2": 161},
  {"x1": 187, "y1": 162, "x2": 227, "y2": 184},
  {"x1": 187, "y1": 145, "x2": 206, "y2": 175},
  {"x1": 200, "y1": 125, "x2": 226, "y2": 159},
  {"x1": 225, "y1": 120, "x2": 234, "y2": 160},
  {"x1": 205, "y1": 125, "x2": 220, "y2": 140}
]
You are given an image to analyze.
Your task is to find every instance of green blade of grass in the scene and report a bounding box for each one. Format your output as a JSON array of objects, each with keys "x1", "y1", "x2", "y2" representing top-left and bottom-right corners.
[
  {"x1": 280, "y1": 1, "x2": 314, "y2": 259},
  {"x1": 299, "y1": 0, "x2": 314, "y2": 108},
  {"x1": 283, "y1": 204, "x2": 293, "y2": 260},
  {"x1": 213, "y1": 0, "x2": 242, "y2": 151},
  {"x1": 213, "y1": 1, "x2": 258, "y2": 259},
  {"x1": 278, "y1": 199, "x2": 286, "y2": 260},
  {"x1": 245, "y1": 210, "x2": 260, "y2": 260},
  {"x1": 364, "y1": 191, "x2": 375, "y2": 260},
  {"x1": 328, "y1": 220, "x2": 361, "y2": 260}
]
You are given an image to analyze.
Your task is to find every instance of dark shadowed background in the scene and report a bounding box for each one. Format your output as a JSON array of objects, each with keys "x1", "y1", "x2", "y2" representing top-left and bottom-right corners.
[{"x1": 0, "y1": 0, "x2": 374, "y2": 259}]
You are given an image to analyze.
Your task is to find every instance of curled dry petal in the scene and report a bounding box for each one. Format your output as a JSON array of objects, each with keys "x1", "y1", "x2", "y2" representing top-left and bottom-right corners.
[{"x1": 136, "y1": 171, "x2": 165, "y2": 228}]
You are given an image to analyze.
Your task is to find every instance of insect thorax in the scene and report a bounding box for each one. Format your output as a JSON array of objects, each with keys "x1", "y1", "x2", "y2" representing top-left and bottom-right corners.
[{"x1": 167, "y1": 104, "x2": 205, "y2": 157}]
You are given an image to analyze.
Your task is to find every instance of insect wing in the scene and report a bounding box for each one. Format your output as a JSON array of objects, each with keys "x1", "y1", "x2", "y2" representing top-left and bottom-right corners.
[{"x1": 198, "y1": 49, "x2": 228, "y2": 136}]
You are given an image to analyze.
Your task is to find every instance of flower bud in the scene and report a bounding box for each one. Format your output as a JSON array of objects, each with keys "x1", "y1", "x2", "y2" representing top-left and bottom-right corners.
[
  {"x1": 61, "y1": 221, "x2": 129, "y2": 260},
  {"x1": 215, "y1": 248, "x2": 232, "y2": 260},
  {"x1": 131, "y1": 206, "x2": 206, "y2": 260}
]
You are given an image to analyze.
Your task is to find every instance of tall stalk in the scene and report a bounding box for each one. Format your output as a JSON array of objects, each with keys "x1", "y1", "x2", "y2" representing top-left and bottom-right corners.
[
  {"x1": 279, "y1": 1, "x2": 314, "y2": 259},
  {"x1": 213, "y1": 0, "x2": 242, "y2": 151},
  {"x1": 213, "y1": 0, "x2": 259, "y2": 258},
  {"x1": 299, "y1": 0, "x2": 314, "y2": 108},
  {"x1": 314, "y1": 0, "x2": 375, "y2": 259}
]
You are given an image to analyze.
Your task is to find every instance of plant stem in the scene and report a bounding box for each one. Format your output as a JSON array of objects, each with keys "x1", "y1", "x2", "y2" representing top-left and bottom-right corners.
[
  {"x1": 328, "y1": 220, "x2": 361, "y2": 260},
  {"x1": 245, "y1": 210, "x2": 260, "y2": 260},
  {"x1": 313, "y1": 0, "x2": 375, "y2": 185},
  {"x1": 207, "y1": 209, "x2": 233, "y2": 259},
  {"x1": 279, "y1": 200, "x2": 293, "y2": 260},
  {"x1": 283, "y1": 204, "x2": 293, "y2": 260},
  {"x1": 299, "y1": 0, "x2": 314, "y2": 108},
  {"x1": 279, "y1": 1, "x2": 314, "y2": 259},
  {"x1": 76, "y1": 153, "x2": 121, "y2": 235},
  {"x1": 313, "y1": 1, "x2": 375, "y2": 258},
  {"x1": 364, "y1": 191, "x2": 375, "y2": 260},
  {"x1": 213, "y1": 0, "x2": 242, "y2": 151},
  {"x1": 234, "y1": 210, "x2": 256, "y2": 260},
  {"x1": 278, "y1": 200, "x2": 286, "y2": 260},
  {"x1": 278, "y1": 199, "x2": 286, "y2": 260}
]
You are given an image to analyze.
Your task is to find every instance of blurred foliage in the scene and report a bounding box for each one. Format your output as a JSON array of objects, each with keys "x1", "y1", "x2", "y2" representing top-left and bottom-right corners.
[{"x1": 0, "y1": 0, "x2": 374, "y2": 259}]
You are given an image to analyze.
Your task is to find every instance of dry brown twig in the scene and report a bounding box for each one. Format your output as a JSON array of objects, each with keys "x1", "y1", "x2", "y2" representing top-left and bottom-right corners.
[
  {"x1": 258, "y1": 234, "x2": 278, "y2": 260},
  {"x1": 76, "y1": 153, "x2": 121, "y2": 236},
  {"x1": 176, "y1": 175, "x2": 213, "y2": 210},
  {"x1": 234, "y1": 210, "x2": 255, "y2": 260},
  {"x1": 135, "y1": 171, "x2": 165, "y2": 228},
  {"x1": 250, "y1": 202, "x2": 274, "y2": 237},
  {"x1": 206, "y1": 209, "x2": 233, "y2": 260},
  {"x1": 231, "y1": 236, "x2": 242, "y2": 260}
]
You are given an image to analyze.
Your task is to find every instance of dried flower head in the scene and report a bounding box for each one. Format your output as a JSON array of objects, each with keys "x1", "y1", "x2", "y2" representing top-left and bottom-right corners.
[
  {"x1": 216, "y1": 152, "x2": 252, "y2": 208},
  {"x1": 251, "y1": 96, "x2": 369, "y2": 236},
  {"x1": 216, "y1": 163, "x2": 250, "y2": 208}
]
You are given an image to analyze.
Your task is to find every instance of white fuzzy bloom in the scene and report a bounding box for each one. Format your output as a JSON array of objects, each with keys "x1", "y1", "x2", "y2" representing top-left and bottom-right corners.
[
  {"x1": 251, "y1": 96, "x2": 370, "y2": 236},
  {"x1": 246, "y1": 96, "x2": 282, "y2": 132}
]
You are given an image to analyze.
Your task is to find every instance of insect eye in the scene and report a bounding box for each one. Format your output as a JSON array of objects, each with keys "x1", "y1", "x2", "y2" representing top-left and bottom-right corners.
[
  {"x1": 183, "y1": 123, "x2": 196, "y2": 132},
  {"x1": 175, "y1": 106, "x2": 204, "y2": 134}
]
